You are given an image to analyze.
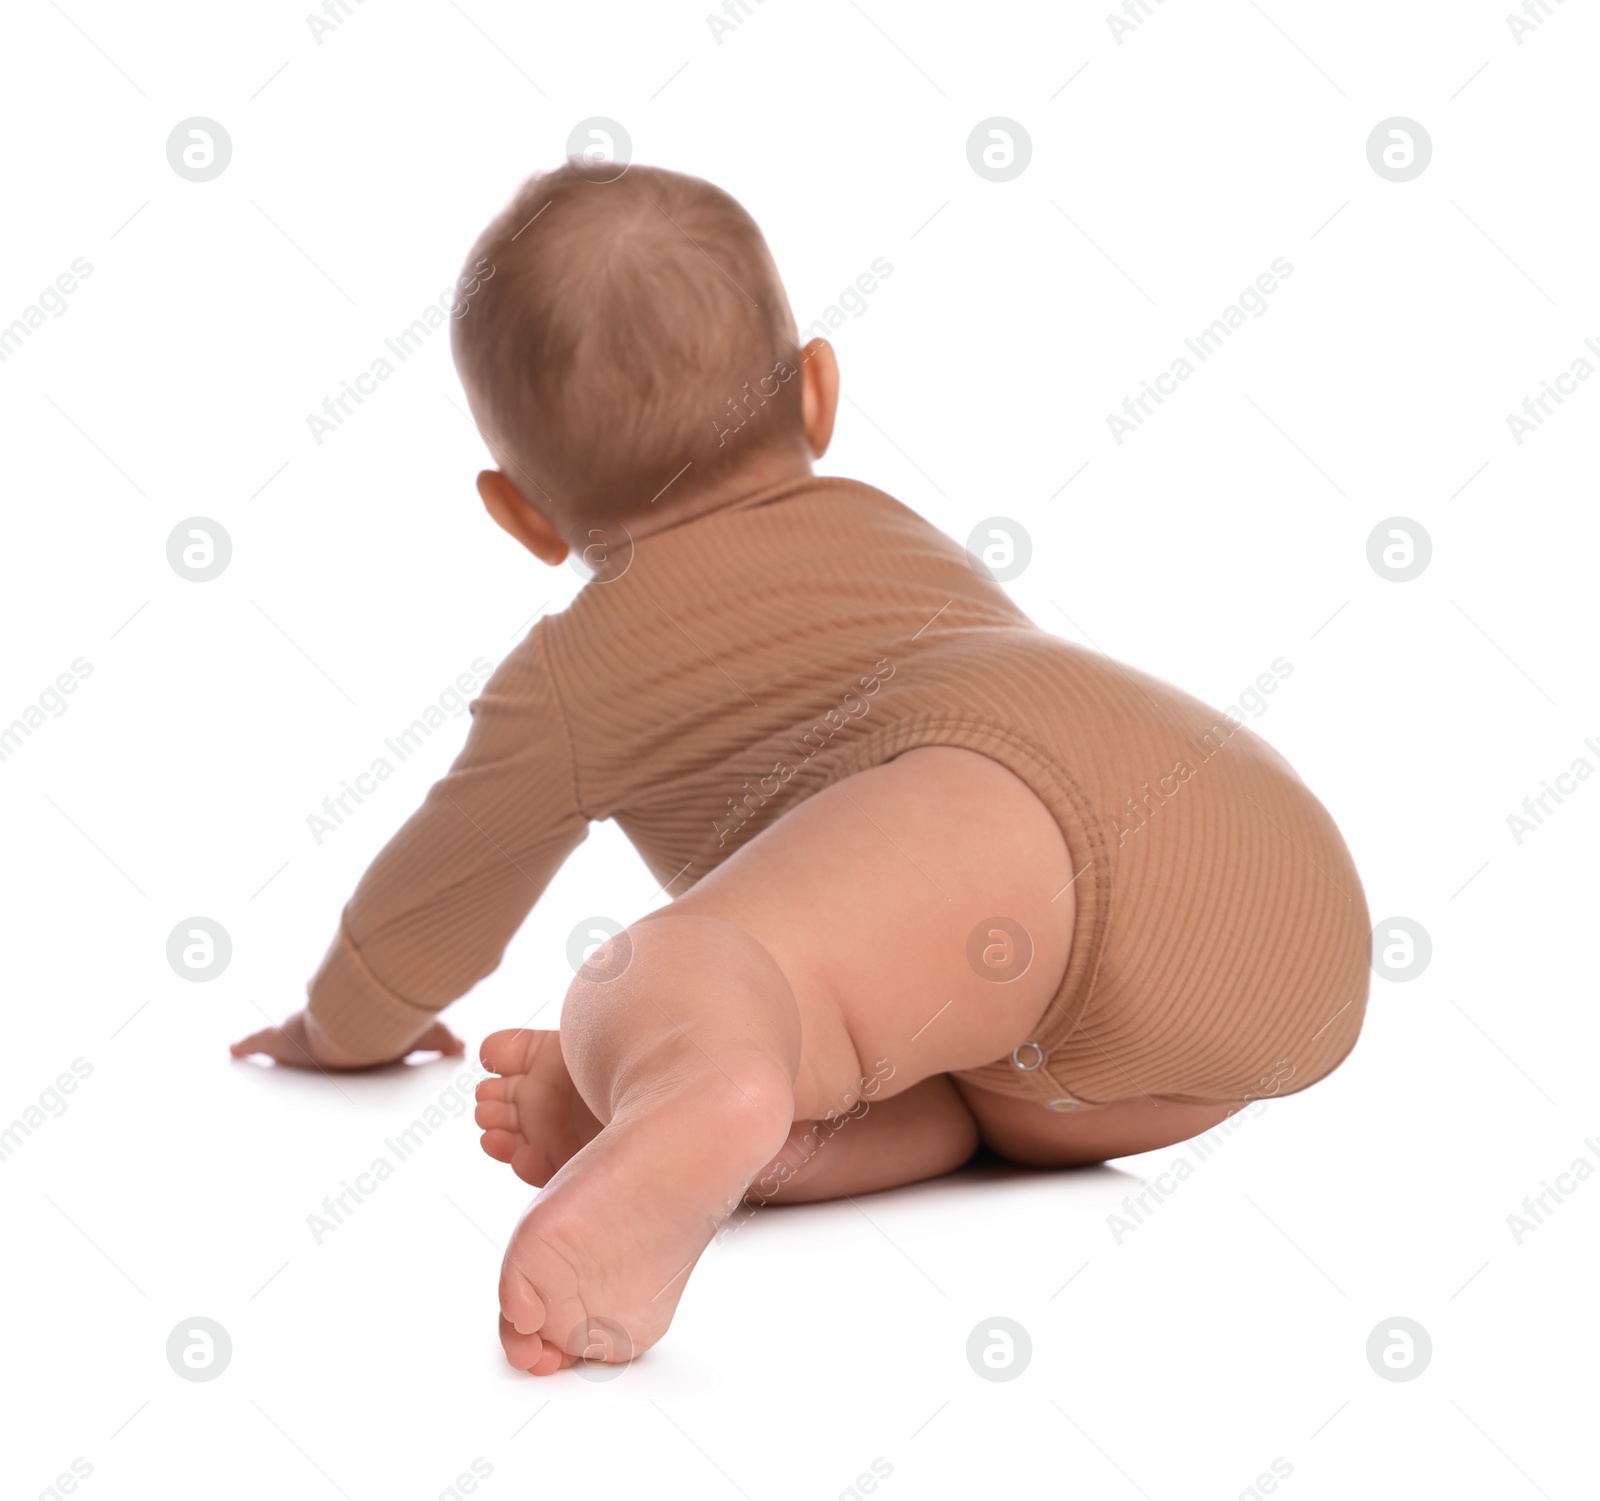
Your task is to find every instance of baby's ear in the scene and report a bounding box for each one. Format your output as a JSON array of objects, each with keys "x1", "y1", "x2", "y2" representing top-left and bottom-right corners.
[
  {"x1": 477, "y1": 471, "x2": 569, "y2": 566},
  {"x1": 799, "y1": 339, "x2": 840, "y2": 459}
]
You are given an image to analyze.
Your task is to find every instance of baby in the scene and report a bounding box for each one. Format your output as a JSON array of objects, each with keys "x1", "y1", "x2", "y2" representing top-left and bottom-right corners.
[{"x1": 233, "y1": 160, "x2": 1371, "y2": 1374}]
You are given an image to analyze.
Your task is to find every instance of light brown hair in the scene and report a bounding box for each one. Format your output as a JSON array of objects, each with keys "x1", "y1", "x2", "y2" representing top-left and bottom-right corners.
[{"x1": 452, "y1": 160, "x2": 805, "y2": 530}]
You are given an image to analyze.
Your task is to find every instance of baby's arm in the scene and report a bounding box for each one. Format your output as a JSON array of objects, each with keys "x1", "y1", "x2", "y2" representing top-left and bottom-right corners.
[{"x1": 235, "y1": 629, "x2": 588, "y2": 1068}]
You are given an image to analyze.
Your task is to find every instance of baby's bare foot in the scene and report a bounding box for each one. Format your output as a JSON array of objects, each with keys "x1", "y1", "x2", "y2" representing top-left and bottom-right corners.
[
  {"x1": 476, "y1": 1030, "x2": 602, "y2": 1187},
  {"x1": 497, "y1": 1057, "x2": 792, "y2": 1374}
]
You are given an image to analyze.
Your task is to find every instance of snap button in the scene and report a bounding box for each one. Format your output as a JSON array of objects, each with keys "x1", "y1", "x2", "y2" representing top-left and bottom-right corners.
[{"x1": 1011, "y1": 1042, "x2": 1044, "y2": 1071}]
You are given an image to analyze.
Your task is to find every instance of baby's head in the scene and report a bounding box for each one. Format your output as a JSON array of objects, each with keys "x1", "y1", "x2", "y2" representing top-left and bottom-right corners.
[{"x1": 452, "y1": 161, "x2": 838, "y2": 564}]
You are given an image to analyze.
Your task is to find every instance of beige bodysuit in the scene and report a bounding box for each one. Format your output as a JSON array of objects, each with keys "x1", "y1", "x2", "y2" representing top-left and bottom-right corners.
[{"x1": 308, "y1": 473, "x2": 1370, "y2": 1108}]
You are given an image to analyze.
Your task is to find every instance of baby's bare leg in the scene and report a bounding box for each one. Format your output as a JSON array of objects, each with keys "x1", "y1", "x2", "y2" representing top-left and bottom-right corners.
[
  {"x1": 477, "y1": 1034, "x2": 979, "y2": 1200},
  {"x1": 494, "y1": 747, "x2": 1075, "y2": 1372},
  {"x1": 750, "y1": 1075, "x2": 980, "y2": 1206},
  {"x1": 763, "y1": 1081, "x2": 1240, "y2": 1188},
  {"x1": 496, "y1": 915, "x2": 800, "y2": 1374},
  {"x1": 476, "y1": 1029, "x2": 1241, "y2": 1209},
  {"x1": 665, "y1": 747, "x2": 1077, "y2": 1105}
]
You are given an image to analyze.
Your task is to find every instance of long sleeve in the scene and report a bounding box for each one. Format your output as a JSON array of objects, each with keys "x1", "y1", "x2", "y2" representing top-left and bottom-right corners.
[{"x1": 307, "y1": 627, "x2": 589, "y2": 1060}]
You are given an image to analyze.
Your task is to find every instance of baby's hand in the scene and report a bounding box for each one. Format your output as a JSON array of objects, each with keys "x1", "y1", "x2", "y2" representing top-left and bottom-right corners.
[{"x1": 230, "y1": 1008, "x2": 464, "y2": 1071}]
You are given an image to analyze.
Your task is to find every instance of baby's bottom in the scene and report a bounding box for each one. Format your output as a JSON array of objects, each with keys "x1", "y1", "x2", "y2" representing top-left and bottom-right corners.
[{"x1": 478, "y1": 749, "x2": 1239, "y2": 1374}]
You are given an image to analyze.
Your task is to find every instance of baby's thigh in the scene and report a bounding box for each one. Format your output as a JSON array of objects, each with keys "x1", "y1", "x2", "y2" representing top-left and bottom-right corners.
[{"x1": 663, "y1": 747, "x2": 1076, "y2": 1116}]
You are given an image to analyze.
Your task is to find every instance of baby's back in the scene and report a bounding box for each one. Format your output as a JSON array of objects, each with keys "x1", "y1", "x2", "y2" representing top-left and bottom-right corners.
[{"x1": 542, "y1": 474, "x2": 1049, "y2": 871}]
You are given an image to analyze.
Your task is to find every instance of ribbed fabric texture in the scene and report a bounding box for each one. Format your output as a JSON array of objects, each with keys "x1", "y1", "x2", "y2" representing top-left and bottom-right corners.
[{"x1": 308, "y1": 473, "x2": 1370, "y2": 1105}]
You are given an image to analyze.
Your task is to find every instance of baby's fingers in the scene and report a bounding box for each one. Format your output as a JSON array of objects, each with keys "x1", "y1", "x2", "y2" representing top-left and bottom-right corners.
[
  {"x1": 410, "y1": 1020, "x2": 466, "y2": 1058},
  {"x1": 230, "y1": 1025, "x2": 313, "y2": 1066},
  {"x1": 228, "y1": 1028, "x2": 269, "y2": 1059}
]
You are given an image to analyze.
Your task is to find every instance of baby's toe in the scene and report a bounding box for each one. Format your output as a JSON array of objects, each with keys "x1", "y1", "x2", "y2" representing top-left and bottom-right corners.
[
  {"x1": 480, "y1": 1128, "x2": 521, "y2": 1164},
  {"x1": 480, "y1": 1029, "x2": 535, "y2": 1076},
  {"x1": 499, "y1": 1251, "x2": 548, "y2": 1337},
  {"x1": 475, "y1": 1097, "x2": 517, "y2": 1131},
  {"x1": 476, "y1": 1074, "x2": 513, "y2": 1104},
  {"x1": 498, "y1": 1314, "x2": 547, "y2": 1372},
  {"x1": 529, "y1": 1342, "x2": 570, "y2": 1376}
]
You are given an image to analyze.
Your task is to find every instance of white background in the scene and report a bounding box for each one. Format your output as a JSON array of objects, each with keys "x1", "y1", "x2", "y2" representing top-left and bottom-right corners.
[{"x1": 2, "y1": 1, "x2": 1597, "y2": 1497}]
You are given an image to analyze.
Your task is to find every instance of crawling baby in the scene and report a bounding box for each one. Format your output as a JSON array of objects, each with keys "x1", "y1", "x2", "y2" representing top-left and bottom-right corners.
[{"x1": 233, "y1": 159, "x2": 1371, "y2": 1374}]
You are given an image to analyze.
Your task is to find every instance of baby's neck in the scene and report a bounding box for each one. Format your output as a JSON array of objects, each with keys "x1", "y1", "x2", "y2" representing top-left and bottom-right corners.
[{"x1": 605, "y1": 449, "x2": 816, "y2": 545}]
